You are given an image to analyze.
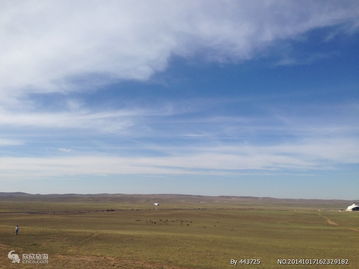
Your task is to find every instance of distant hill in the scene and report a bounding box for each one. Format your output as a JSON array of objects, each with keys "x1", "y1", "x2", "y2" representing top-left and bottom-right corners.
[{"x1": 0, "y1": 192, "x2": 355, "y2": 209}]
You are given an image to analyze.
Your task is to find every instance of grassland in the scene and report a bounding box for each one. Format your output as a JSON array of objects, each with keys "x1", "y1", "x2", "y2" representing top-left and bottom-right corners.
[{"x1": 0, "y1": 193, "x2": 358, "y2": 268}]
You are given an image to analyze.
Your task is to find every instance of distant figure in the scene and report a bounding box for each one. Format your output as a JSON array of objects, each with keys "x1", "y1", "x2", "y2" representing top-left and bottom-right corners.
[
  {"x1": 153, "y1": 202, "x2": 160, "y2": 209},
  {"x1": 15, "y1": 225, "x2": 19, "y2": 235}
]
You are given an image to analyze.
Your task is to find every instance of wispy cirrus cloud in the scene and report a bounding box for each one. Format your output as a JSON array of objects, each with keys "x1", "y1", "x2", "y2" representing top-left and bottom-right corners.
[
  {"x1": 1, "y1": 135, "x2": 358, "y2": 180},
  {"x1": 0, "y1": 108, "x2": 136, "y2": 132},
  {"x1": 0, "y1": 138, "x2": 23, "y2": 146},
  {"x1": 57, "y1": 148, "x2": 72, "y2": 153},
  {"x1": 0, "y1": 101, "x2": 358, "y2": 180}
]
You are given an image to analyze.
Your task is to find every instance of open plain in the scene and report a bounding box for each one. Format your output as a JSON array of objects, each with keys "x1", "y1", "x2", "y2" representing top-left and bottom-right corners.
[{"x1": 0, "y1": 193, "x2": 358, "y2": 269}]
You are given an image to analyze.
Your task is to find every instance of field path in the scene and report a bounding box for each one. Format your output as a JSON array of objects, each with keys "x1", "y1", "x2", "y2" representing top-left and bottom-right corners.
[
  {"x1": 323, "y1": 215, "x2": 338, "y2": 226},
  {"x1": 77, "y1": 232, "x2": 99, "y2": 245},
  {"x1": 318, "y1": 212, "x2": 359, "y2": 233},
  {"x1": 317, "y1": 211, "x2": 338, "y2": 226}
]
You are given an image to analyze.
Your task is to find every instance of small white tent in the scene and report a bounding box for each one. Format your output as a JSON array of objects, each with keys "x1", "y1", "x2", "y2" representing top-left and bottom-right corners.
[{"x1": 345, "y1": 203, "x2": 359, "y2": 211}]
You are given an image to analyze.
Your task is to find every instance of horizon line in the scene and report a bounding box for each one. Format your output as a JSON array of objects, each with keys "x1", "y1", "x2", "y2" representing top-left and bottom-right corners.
[{"x1": 1, "y1": 191, "x2": 357, "y2": 202}]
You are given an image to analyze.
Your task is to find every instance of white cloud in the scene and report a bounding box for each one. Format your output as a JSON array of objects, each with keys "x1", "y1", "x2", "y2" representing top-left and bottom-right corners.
[
  {"x1": 0, "y1": 135, "x2": 358, "y2": 180},
  {"x1": 0, "y1": 138, "x2": 23, "y2": 146},
  {"x1": 0, "y1": 0, "x2": 358, "y2": 102},
  {"x1": 58, "y1": 148, "x2": 72, "y2": 153},
  {"x1": 0, "y1": 108, "x2": 136, "y2": 132},
  {"x1": 0, "y1": 1, "x2": 358, "y2": 182}
]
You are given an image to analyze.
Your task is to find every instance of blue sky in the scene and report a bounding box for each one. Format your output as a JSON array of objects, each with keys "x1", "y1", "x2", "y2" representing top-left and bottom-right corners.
[{"x1": 0, "y1": 1, "x2": 358, "y2": 199}]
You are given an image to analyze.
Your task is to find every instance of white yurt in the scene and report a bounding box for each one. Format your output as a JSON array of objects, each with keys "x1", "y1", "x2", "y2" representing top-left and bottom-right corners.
[{"x1": 345, "y1": 203, "x2": 359, "y2": 211}]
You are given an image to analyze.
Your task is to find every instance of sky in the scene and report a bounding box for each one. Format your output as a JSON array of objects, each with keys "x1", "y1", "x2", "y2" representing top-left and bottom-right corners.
[{"x1": 0, "y1": 0, "x2": 358, "y2": 199}]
